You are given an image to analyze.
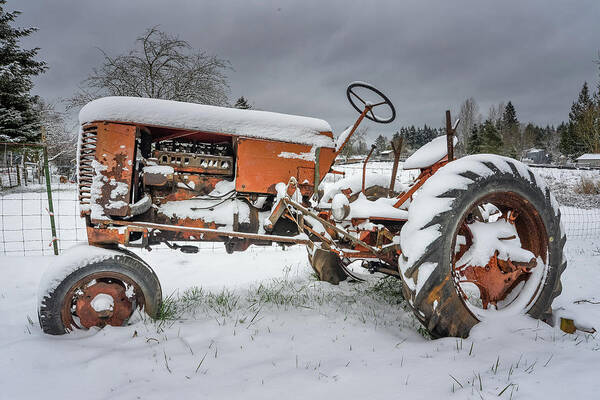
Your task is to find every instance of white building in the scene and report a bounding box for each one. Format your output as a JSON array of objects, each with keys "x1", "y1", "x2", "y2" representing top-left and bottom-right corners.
[
  {"x1": 379, "y1": 149, "x2": 394, "y2": 161},
  {"x1": 575, "y1": 153, "x2": 600, "y2": 167}
]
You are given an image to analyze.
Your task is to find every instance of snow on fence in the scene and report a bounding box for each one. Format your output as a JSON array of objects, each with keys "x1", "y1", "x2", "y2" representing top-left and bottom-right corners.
[{"x1": 1, "y1": 162, "x2": 599, "y2": 256}]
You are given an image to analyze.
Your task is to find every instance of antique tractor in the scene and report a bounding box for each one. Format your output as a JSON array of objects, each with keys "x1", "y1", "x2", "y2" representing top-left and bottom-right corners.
[{"x1": 38, "y1": 83, "x2": 566, "y2": 338}]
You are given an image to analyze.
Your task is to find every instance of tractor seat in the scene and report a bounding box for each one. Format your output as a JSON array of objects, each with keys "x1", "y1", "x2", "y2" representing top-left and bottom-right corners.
[{"x1": 402, "y1": 135, "x2": 458, "y2": 170}]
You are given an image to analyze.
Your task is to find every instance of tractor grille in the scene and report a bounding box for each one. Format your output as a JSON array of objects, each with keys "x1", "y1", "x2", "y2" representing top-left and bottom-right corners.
[{"x1": 78, "y1": 125, "x2": 97, "y2": 206}]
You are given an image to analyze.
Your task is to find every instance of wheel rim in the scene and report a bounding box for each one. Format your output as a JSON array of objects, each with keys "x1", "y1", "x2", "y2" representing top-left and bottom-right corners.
[
  {"x1": 61, "y1": 271, "x2": 146, "y2": 331},
  {"x1": 451, "y1": 191, "x2": 548, "y2": 320}
]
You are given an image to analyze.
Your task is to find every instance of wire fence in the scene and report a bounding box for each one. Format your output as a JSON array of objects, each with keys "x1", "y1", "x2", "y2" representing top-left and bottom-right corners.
[{"x1": 1, "y1": 160, "x2": 599, "y2": 256}]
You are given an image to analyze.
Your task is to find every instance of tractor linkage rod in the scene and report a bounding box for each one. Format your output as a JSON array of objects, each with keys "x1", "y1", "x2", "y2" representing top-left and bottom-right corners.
[
  {"x1": 282, "y1": 197, "x2": 379, "y2": 255},
  {"x1": 98, "y1": 219, "x2": 312, "y2": 245}
]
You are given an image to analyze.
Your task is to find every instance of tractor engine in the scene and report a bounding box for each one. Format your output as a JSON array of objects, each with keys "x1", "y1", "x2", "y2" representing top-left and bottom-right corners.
[{"x1": 143, "y1": 139, "x2": 235, "y2": 199}]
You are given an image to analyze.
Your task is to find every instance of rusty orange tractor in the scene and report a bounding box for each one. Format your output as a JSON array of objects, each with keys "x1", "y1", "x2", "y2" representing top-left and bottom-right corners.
[{"x1": 38, "y1": 82, "x2": 566, "y2": 338}]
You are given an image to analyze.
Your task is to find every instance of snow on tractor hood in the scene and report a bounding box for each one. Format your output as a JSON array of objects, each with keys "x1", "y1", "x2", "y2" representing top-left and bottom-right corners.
[{"x1": 79, "y1": 96, "x2": 335, "y2": 148}]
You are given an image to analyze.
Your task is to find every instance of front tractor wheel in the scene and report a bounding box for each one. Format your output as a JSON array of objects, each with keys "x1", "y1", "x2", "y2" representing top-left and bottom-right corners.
[
  {"x1": 399, "y1": 155, "x2": 566, "y2": 338},
  {"x1": 38, "y1": 247, "x2": 162, "y2": 335}
]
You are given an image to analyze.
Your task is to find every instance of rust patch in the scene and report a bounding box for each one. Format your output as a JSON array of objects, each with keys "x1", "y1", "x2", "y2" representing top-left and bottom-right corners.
[
  {"x1": 143, "y1": 171, "x2": 172, "y2": 187},
  {"x1": 87, "y1": 225, "x2": 127, "y2": 246},
  {"x1": 93, "y1": 123, "x2": 137, "y2": 217},
  {"x1": 76, "y1": 282, "x2": 133, "y2": 328},
  {"x1": 460, "y1": 252, "x2": 533, "y2": 309},
  {"x1": 61, "y1": 271, "x2": 146, "y2": 332},
  {"x1": 235, "y1": 137, "x2": 334, "y2": 197},
  {"x1": 425, "y1": 274, "x2": 450, "y2": 308}
]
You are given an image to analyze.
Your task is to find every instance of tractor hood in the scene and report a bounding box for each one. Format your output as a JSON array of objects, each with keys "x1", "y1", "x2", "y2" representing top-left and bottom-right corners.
[{"x1": 79, "y1": 96, "x2": 334, "y2": 148}]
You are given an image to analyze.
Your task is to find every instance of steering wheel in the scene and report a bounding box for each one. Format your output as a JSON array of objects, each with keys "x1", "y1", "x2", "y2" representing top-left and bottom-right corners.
[{"x1": 346, "y1": 82, "x2": 396, "y2": 124}]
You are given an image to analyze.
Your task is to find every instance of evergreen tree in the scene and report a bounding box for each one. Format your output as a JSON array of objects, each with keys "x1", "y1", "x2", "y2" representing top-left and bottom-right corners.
[
  {"x1": 502, "y1": 101, "x2": 518, "y2": 126},
  {"x1": 374, "y1": 134, "x2": 388, "y2": 154},
  {"x1": 522, "y1": 123, "x2": 536, "y2": 150},
  {"x1": 558, "y1": 122, "x2": 576, "y2": 157},
  {"x1": 570, "y1": 82, "x2": 593, "y2": 122},
  {"x1": 0, "y1": 0, "x2": 46, "y2": 142},
  {"x1": 407, "y1": 125, "x2": 417, "y2": 148},
  {"x1": 421, "y1": 124, "x2": 437, "y2": 145},
  {"x1": 521, "y1": 122, "x2": 550, "y2": 151},
  {"x1": 480, "y1": 119, "x2": 503, "y2": 154},
  {"x1": 401, "y1": 124, "x2": 441, "y2": 150},
  {"x1": 536, "y1": 125, "x2": 550, "y2": 149},
  {"x1": 234, "y1": 96, "x2": 251, "y2": 109},
  {"x1": 501, "y1": 101, "x2": 520, "y2": 156},
  {"x1": 564, "y1": 82, "x2": 599, "y2": 156},
  {"x1": 466, "y1": 124, "x2": 482, "y2": 154}
]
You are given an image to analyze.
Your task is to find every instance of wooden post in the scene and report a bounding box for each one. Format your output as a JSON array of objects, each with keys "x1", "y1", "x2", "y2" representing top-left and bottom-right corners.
[
  {"x1": 313, "y1": 147, "x2": 321, "y2": 201},
  {"x1": 362, "y1": 145, "x2": 376, "y2": 194},
  {"x1": 445, "y1": 110, "x2": 460, "y2": 162},
  {"x1": 389, "y1": 134, "x2": 403, "y2": 194},
  {"x1": 22, "y1": 150, "x2": 28, "y2": 186},
  {"x1": 42, "y1": 127, "x2": 59, "y2": 255},
  {"x1": 446, "y1": 110, "x2": 454, "y2": 162}
]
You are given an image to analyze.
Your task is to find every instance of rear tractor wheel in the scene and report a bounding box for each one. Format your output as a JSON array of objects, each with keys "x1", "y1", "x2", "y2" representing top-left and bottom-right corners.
[
  {"x1": 400, "y1": 155, "x2": 566, "y2": 338},
  {"x1": 38, "y1": 246, "x2": 162, "y2": 335}
]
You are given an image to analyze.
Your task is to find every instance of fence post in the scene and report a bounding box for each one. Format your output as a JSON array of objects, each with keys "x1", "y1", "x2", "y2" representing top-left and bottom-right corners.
[{"x1": 42, "y1": 127, "x2": 59, "y2": 255}]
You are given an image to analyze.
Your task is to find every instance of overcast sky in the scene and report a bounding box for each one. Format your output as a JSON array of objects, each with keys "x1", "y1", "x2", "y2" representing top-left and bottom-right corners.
[{"x1": 14, "y1": 0, "x2": 600, "y2": 138}]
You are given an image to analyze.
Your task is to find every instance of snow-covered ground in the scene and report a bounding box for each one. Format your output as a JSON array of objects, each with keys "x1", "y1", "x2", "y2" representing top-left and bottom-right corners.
[
  {"x1": 1, "y1": 239, "x2": 599, "y2": 399},
  {"x1": 532, "y1": 166, "x2": 600, "y2": 209},
  {"x1": 1, "y1": 163, "x2": 599, "y2": 399}
]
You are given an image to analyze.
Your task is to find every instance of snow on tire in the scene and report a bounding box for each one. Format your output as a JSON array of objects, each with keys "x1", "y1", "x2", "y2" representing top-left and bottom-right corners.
[
  {"x1": 399, "y1": 154, "x2": 566, "y2": 338},
  {"x1": 38, "y1": 245, "x2": 162, "y2": 335}
]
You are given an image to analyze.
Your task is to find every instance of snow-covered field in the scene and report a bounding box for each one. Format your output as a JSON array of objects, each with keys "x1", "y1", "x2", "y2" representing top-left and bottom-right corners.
[
  {"x1": 1, "y1": 163, "x2": 599, "y2": 399},
  {"x1": 1, "y1": 239, "x2": 599, "y2": 399}
]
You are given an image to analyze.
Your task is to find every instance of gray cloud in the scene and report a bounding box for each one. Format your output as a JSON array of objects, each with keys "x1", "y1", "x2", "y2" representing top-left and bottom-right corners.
[{"x1": 14, "y1": 0, "x2": 600, "y2": 138}]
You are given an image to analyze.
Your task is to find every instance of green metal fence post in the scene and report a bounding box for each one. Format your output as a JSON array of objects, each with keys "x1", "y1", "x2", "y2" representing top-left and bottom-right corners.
[{"x1": 42, "y1": 127, "x2": 59, "y2": 255}]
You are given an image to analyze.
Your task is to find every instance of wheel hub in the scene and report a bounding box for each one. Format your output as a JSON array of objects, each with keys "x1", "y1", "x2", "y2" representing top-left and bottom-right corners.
[
  {"x1": 75, "y1": 282, "x2": 133, "y2": 328},
  {"x1": 452, "y1": 193, "x2": 547, "y2": 314},
  {"x1": 459, "y1": 252, "x2": 536, "y2": 308}
]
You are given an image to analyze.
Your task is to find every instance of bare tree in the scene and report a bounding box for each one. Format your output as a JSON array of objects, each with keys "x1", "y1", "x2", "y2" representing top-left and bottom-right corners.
[
  {"x1": 34, "y1": 99, "x2": 78, "y2": 175},
  {"x1": 69, "y1": 27, "x2": 231, "y2": 109},
  {"x1": 487, "y1": 102, "x2": 505, "y2": 127},
  {"x1": 457, "y1": 97, "x2": 481, "y2": 156},
  {"x1": 338, "y1": 126, "x2": 368, "y2": 157}
]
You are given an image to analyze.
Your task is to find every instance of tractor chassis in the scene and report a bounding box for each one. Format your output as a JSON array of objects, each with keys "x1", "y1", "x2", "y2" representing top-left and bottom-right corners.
[{"x1": 86, "y1": 110, "x2": 460, "y2": 281}]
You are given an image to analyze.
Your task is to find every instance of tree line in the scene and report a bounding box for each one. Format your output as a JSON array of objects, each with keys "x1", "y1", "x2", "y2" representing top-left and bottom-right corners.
[
  {"x1": 459, "y1": 100, "x2": 560, "y2": 160},
  {"x1": 372, "y1": 63, "x2": 600, "y2": 161},
  {"x1": 369, "y1": 70, "x2": 600, "y2": 162}
]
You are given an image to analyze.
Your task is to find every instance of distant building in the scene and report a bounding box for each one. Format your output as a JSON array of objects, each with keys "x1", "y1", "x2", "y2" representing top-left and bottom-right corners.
[
  {"x1": 575, "y1": 153, "x2": 600, "y2": 167},
  {"x1": 522, "y1": 148, "x2": 550, "y2": 164},
  {"x1": 378, "y1": 149, "x2": 394, "y2": 161},
  {"x1": 347, "y1": 155, "x2": 364, "y2": 164}
]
